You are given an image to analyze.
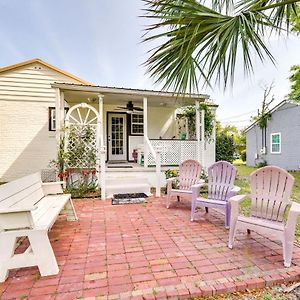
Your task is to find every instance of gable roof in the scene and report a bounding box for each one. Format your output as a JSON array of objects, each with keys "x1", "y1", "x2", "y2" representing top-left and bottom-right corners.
[
  {"x1": 245, "y1": 99, "x2": 300, "y2": 132},
  {"x1": 0, "y1": 58, "x2": 92, "y2": 85}
]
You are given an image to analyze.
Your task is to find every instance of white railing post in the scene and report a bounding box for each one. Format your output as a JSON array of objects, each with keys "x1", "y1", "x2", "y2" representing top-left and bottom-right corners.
[
  {"x1": 155, "y1": 146, "x2": 162, "y2": 197},
  {"x1": 195, "y1": 100, "x2": 201, "y2": 165},
  {"x1": 100, "y1": 146, "x2": 106, "y2": 200},
  {"x1": 201, "y1": 109, "x2": 205, "y2": 167},
  {"x1": 143, "y1": 97, "x2": 148, "y2": 168},
  {"x1": 97, "y1": 95, "x2": 106, "y2": 200},
  {"x1": 144, "y1": 145, "x2": 149, "y2": 168}
]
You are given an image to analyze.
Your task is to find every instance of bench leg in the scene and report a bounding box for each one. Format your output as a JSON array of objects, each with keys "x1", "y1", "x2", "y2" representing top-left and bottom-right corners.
[
  {"x1": 28, "y1": 230, "x2": 59, "y2": 276},
  {"x1": 0, "y1": 234, "x2": 17, "y2": 282},
  {"x1": 62, "y1": 199, "x2": 78, "y2": 221}
]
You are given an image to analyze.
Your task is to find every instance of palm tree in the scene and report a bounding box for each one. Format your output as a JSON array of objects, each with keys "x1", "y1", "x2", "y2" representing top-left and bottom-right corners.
[{"x1": 143, "y1": 0, "x2": 299, "y2": 94}]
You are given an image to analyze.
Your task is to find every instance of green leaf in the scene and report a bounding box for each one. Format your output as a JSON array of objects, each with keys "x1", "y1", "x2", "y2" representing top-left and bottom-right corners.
[{"x1": 143, "y1": 0, "x2": 300, "y2": 94}]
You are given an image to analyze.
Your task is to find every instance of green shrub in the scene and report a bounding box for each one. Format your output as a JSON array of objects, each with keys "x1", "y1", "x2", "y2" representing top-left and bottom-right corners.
[
  {"x1": 216, "y1": 133, "x2": 235, "y2": 163},
  {"x1": 256, "y1": 160, "x2": 267, "y2": 168},
  {"x1": 241, "y1": 149, "x2": 247, "y2": 162}
]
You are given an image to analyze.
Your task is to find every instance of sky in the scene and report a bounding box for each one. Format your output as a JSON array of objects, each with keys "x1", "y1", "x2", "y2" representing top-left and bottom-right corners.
[{"x1": 0, "y1": 0, "x2": 299, "y2": 129}]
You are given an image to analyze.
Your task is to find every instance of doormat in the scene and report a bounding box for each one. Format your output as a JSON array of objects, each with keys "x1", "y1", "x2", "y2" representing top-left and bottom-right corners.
[{"x1": 112, "y1": 193, "x2": 148, "y2": 205}]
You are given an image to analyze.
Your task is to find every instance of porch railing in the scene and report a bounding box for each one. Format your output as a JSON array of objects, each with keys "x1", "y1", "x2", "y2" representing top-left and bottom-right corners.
[{"x1": 148, "y1": 139, "x2": 199, "y2": 166}]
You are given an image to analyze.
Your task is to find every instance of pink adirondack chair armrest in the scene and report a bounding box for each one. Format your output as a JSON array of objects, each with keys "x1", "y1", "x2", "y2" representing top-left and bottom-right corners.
[
  {"x1": 229, "y1": 194, "x2": 248, "y2": 203},
  {"x1": 229, "y1": 194, "x2": 248, "y2": 217},
  {"x1": 166, "y1": 177, "x2": 178, "y2": 183},
  {"x1": 191, "y1": 182, "x2": 206, "y2": 196},
  {"x1": 231, "y1": 186, "x2": 241, "y2": 194},
  {"x1": 166, "y1": 177, "x2": 178, "y2": 193},
  {"x1": 290, "y1": 202, "x2": 300, "y2": 215},
  {"x1": 286, "y1": 202, "x2": 300, "y2": 227},
  {"x1": 196, "y1": 179, "x2": 205, "y2": 185}
]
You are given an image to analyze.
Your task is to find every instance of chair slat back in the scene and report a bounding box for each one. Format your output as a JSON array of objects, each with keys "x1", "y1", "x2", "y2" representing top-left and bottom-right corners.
[
  {"x1": 208, "y1": 161, "x2": 237, "y2": 201},
  {"x1": 250, "y1": 166, "x2": 294, "y2": 222},
  {"x1": 178, "y1": 160, "x2": 202, "y2": 190},
  {"x1": 0, "y1": 172, "x2": 44, "y2": 210}
]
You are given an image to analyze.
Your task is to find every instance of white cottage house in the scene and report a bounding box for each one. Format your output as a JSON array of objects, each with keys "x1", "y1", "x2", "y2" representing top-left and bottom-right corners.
[{"x1": 0, "y1": 58, "x2": 217, "y2": 198}]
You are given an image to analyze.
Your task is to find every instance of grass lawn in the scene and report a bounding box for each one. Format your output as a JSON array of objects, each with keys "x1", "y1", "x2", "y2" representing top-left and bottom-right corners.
[{"x1": 234, "y1": 161, "x2": 300, "y2": 240}]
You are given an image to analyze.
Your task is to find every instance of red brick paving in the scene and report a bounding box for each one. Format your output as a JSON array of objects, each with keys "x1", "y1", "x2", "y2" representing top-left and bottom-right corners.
[{"x1": 1, "y1": 196, "x2": 300, "y2": 299}]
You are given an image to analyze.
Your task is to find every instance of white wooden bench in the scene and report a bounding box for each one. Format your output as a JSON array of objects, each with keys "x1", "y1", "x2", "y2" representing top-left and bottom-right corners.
[{"x1": 0, "y1": 172, "x2": 77, "y2": 282}]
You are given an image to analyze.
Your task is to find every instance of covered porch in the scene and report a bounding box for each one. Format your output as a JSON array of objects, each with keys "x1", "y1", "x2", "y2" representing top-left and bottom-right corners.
[{"x1": 52, "y1": 83, "x2": 216, "y2": 199}]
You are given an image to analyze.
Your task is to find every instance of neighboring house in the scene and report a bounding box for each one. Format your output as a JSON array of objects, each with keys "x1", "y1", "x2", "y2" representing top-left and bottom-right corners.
[
  {"x1": 0, "y1": 58, "x2": 217, "y2": 198},
  {"x1": 246, "y1": 100, "x2": 300, "y2": 170}
]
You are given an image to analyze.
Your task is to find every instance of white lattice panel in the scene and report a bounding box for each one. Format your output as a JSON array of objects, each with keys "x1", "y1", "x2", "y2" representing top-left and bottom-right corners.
[
  {"x1": 149, "y1": 140, "x2": 199, "y2": 166},
  {"x1": 66, "y1": 125, "x2": 97, "y2": 169}
]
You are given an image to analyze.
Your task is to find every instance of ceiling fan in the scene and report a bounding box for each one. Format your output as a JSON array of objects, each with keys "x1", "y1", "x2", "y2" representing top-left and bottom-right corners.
[{"x1": 116, "y1": 101, "x2": 143, "y2": 113}]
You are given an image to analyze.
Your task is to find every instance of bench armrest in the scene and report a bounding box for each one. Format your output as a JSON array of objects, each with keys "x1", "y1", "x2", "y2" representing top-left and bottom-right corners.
[{"x1": 42, "y1": 181, "x2": 64, "y2": 195}]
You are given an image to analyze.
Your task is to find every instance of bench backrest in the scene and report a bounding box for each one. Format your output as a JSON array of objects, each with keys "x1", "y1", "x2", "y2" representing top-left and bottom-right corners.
[
  {"x1": 0, "y1": 172, "x2": 44, "y2": 210},
  {"x1": 0, "y1": 173, "x2": 44, "y2": 231}
]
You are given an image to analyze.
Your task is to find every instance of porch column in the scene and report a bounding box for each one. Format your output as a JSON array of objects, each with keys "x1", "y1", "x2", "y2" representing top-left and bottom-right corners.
[
  {"x1": 201, "y1": 109, "x2": 205, "y2": 167},
  {"x1": 98, "y1": 94, "x2": 106, "y2": 200},
  {"x1": 195, "y1": 100, "x2": 205, "y2": 167},
  {"x1": 143, "y1": 97, "x2": 149, "y2": 168},
  {"x1": 55, "y1": 88, "x2": 61, "y2": 144},
  {"x1": 60, "y1": 91, "x2": 65, "y2": 131},
  {"x1": 98, "y1": 95, "x2": 104, "y2": 147},
  {"x1": 195, "y1": 100, "x2": 201, "y2": 165}
]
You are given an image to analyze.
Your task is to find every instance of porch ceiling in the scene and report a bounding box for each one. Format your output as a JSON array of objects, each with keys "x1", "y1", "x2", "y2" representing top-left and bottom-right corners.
[{"x1": 52, "y1": 82, "x2": 216, "y2": 108}]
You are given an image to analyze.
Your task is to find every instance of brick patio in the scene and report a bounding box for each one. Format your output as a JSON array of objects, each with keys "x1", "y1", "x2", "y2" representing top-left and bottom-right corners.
[{"x1": 1, "y1": 196, "x2": 300, "y2": 299}]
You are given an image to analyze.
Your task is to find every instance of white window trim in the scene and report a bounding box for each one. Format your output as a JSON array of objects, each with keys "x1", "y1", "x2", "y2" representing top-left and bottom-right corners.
[
  {"x1": 49, "y1": 107, "x2": 69, "y2": 132},
  {"x1": 131, "y1": 113, "x2": 144, "y2": 135},
  {"x1": 49, "y1": 107, "x2": 56, "y2": 131},
  {"x1": 270, "y1": 132, "x2": 281, "y2": 154}
]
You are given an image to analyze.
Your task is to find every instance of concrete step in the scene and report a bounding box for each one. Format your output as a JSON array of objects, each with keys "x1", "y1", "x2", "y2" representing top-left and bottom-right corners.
[{"x1": 105, "y1": 177, "x2": 151, "y2": 198}]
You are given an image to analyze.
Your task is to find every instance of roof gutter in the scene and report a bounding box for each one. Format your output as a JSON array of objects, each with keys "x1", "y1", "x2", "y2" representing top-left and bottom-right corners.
[{"x1": 51, "y1": 83, "x2": 211, "y2": 101}]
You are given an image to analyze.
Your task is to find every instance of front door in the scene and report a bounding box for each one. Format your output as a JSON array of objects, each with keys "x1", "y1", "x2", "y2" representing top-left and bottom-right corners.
[{"x1": 108, "y1": 113, "x2": 127, "y2": 161}]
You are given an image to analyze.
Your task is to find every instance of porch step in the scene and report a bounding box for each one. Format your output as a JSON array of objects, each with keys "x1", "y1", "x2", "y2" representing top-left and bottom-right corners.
[{"x1": 105, "y1": 177, "x2": 151, "y2": 198}]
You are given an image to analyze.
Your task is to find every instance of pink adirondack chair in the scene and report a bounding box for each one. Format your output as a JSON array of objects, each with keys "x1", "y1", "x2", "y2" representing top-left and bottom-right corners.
[
  {"x1": 166, "y1": 160, "x2": 202, "y2": 209},
  {"x1": 191, "y1": 161, "x2": 239, "y2": 228},
  {"x1": 228, "y1": 166, "x2": 300, "y2": 267}
]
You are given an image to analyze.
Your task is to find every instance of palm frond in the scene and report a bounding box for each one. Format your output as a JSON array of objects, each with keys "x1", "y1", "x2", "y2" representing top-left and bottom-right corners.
[{"x1": 143, "y1": 0, "x2": 284, "y2": 93}]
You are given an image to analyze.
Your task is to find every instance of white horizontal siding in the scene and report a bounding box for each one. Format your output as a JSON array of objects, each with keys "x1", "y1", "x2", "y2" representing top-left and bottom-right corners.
[
  {"x1": 0, "y1": 62, "x2": 85, "y2": 181},
  {"x1": 0, "y1": 81, "x2": 51, "y2": 89},
  {"x1": 0, "y1": 85, "x2": 54, "y2": 94},
  {"x1": 0, "y1": 62, "x2": 80, "y2": 103}
]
